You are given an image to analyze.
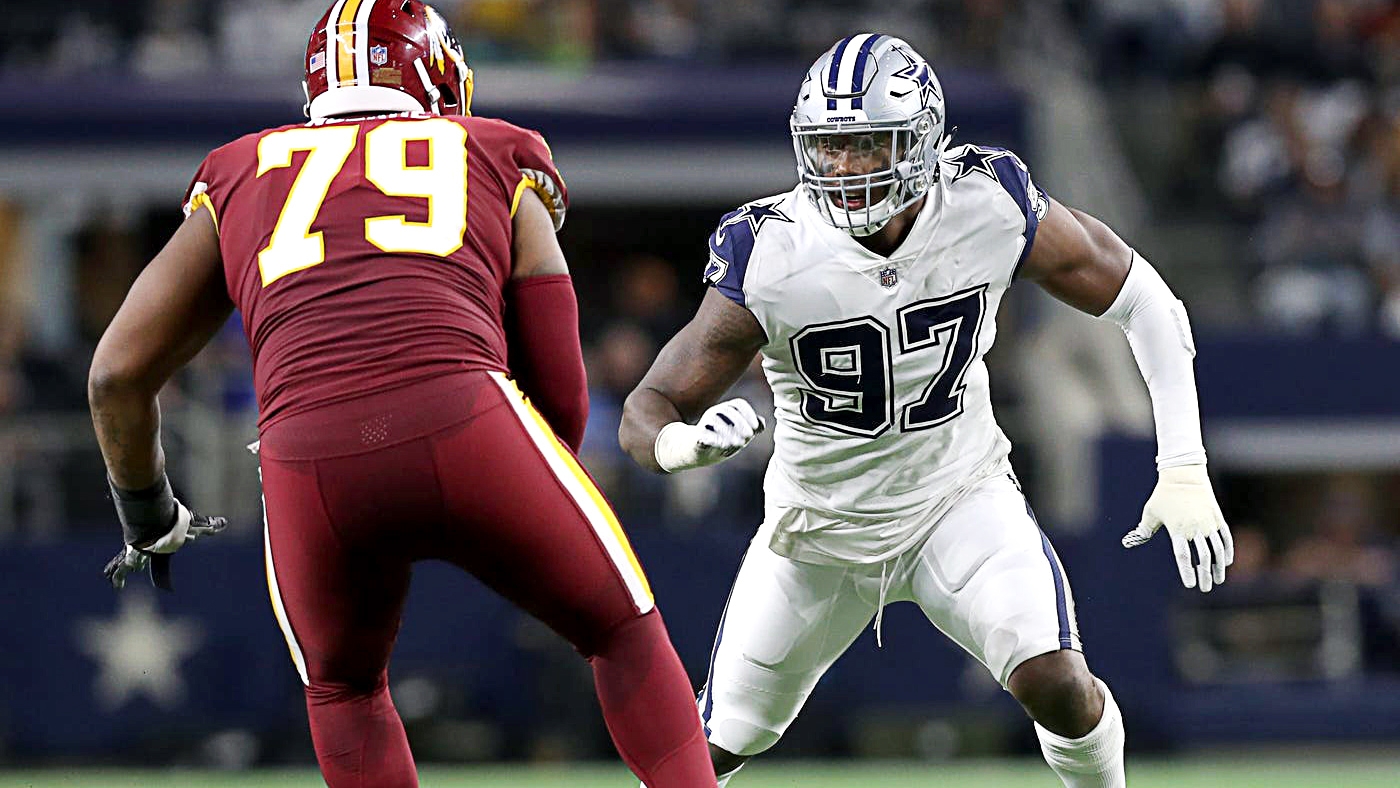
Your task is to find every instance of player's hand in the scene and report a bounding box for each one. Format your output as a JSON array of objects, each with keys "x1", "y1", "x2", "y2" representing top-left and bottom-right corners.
[
  {"x1": 104, "y1": 497, "x2": 227, "y2": 591},
  {"x1": 653, "y1": 398, "x2": 765, "y2": 472},
  {"x1": 103, "y1": 545, "x2": 150, "y2": 590},
  {"x1": 1121, "y1": 464, "x2": 1234, "y2": 592}
]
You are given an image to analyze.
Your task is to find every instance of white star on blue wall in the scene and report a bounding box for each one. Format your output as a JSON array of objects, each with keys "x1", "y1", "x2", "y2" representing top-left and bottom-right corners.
[{"x1": 76, "y1": 591, "x2": 204, "y2": 711}]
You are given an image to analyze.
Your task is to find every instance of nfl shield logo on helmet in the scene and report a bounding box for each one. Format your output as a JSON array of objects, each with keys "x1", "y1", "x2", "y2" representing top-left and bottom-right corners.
[
  {"x1": 370, "y1": 45, "x2": 389, "y2": 66},
  {"x1": 879, "y1": 267, "x2": 899, "y2": 288}
]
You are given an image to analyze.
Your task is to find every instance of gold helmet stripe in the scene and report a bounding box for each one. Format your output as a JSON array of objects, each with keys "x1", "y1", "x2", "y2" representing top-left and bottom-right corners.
[{"x1": 334, "y1": 0, "x2": 365, "y2": 88}]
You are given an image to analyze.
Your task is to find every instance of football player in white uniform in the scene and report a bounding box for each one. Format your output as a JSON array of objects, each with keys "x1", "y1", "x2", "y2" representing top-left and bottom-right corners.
[{"x1": 621, "y1": 34, "x2": 1233, "y2": 788}]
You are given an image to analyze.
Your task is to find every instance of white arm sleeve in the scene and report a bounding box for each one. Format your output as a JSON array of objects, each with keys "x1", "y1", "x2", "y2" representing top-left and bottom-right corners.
[{"x1": 1098, "y1": 252, "x2": 1207, "y2": 469}]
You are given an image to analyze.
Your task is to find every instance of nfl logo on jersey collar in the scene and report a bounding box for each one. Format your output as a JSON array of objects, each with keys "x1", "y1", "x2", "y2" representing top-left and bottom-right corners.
[{"x1": 879, "y1": 266, "x2": 899, "y2": 288}]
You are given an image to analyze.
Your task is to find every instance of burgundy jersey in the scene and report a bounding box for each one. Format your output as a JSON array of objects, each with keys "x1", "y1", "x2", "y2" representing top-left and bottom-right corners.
[{"x1": 183, "y1": 112, "x2": 568, "y2": 428}]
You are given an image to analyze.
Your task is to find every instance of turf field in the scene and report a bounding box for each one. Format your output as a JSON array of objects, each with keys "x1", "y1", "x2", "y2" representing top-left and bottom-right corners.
[{"x1": 3, "y1": 757, "x2": 1398, "y2": 788}]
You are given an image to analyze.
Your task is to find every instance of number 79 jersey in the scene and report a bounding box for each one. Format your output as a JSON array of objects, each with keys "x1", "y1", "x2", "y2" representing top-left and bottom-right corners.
[
  {"x1": 183, "y1": 113, "x2": 566, "y2": 429},
  {"x1": 704, "y1": 144, "x2": 1049, "y2": 564}
]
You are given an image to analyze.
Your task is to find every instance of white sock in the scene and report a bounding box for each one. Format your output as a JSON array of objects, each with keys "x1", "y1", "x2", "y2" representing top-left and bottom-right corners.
[
  {"x1": 640, "y1": 761, "x2": 743, "y2": 788},
  {"x1": 1035, "y1": 677, "x2": 1126, "y2": 788},
  {"x1": 715, "y1": 763, "x2": 743, "y2": 787}
]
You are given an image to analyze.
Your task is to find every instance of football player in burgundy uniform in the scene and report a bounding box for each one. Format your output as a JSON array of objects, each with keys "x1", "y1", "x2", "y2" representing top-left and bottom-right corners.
[{"x1": 87, "y1": 3, "x2": 717, "y2": 787}]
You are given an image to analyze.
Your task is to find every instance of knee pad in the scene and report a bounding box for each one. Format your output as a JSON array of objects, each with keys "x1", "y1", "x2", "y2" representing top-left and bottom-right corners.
[{"x1": 707, "y1": 715, "x2": 781, "y2": 758}]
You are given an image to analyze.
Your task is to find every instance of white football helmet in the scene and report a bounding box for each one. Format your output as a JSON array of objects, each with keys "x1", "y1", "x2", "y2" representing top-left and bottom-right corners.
[{"x1": 791, "y1": 34, "x2": 947, "y2": 236}]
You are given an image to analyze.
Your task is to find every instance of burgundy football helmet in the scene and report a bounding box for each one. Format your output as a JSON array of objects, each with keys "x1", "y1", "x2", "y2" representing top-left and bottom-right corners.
[{"x1": 303, "y1": 0, "x2": 473, "y2": 119}]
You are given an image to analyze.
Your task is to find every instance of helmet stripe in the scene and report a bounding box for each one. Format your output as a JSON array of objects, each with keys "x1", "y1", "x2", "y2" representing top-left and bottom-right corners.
[
  {"x1": 849, "y1": 34, "x2": 887, "y2": 110},
  {"x1": 827, "y1": 35, "x2": 854, "y2": 95},
  {"x1": 324, "y1": 0, "x2": 349, "y2": 88},
  {"x1": 834, "y1": 33, "x2": 874, "y2": 100},
  {"x1": 353, "y1": 0, "x2": 377, "y2": 86},
  {"x1": 335, "y1": 0, "x2": 365, "y2": 88}
]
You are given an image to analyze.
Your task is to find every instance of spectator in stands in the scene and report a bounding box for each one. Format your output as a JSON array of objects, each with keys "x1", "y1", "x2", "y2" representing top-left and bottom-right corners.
[
  {"x1": 0, "y1": 200, "x2": 26, "y2": 416},
  {"x1": 580, "y1": 322, "x2": 665, "y2": 521},
  {"x1": 612, "y1": 255, "x2": 688, "y2": 340},
  {"x1": 1282, "y1": 474, "x2": 1396, "y2": 588}
]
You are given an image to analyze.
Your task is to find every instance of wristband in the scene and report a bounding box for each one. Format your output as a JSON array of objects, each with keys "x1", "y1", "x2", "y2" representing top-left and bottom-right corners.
[{"x1": 109, "y1": 473, "x2": 177, "y2": 548}]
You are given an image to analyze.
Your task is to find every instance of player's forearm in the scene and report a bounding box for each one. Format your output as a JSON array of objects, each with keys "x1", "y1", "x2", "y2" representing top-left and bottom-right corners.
[
  {"x1": 1098, "y1": 252, "x2": 1206, "y2": 469},
  {"x1": 505, "y1": 275, "x2": 589, "y2": 452},
  {"x1": 619, "y1": 386, "x2": 685, "y2": 474},
  {"x1": 88, "y1": 374, "x2": 166, "y2": 490}
]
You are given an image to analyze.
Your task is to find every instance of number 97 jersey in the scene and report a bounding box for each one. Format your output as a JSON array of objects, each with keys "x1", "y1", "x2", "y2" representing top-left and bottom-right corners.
[
  {"x1": 183, "y1": 113, "x2": 567, "y2": 430},
  {"x1": 704, "y1": 144, "x2": 1049, "y2": 565}
]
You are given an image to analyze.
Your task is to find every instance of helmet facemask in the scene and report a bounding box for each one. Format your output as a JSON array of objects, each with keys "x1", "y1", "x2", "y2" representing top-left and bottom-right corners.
[{"x1": 792, "y1": 112, "x2": 938, "y2": 236}]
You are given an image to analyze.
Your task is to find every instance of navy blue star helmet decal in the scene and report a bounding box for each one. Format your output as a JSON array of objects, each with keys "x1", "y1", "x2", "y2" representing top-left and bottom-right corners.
[
  {"x1": 948, "y1": 145, "x2": 1052, "y2": 277},
  {"x1": 704, "y1": 200, "x2": 793, "y2": 306},
  {"x1": 890, "y1": 44, "x2": 941, "y2": 109}
]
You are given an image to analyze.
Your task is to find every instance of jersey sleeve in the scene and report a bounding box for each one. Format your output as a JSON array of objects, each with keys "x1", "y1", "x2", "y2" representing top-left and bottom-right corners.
[
  {"x1": 986, "y1": 148, "x2": 1050, "y2": 278},
  {"x1": 182, "y1": 151, "x2": 223, "y2": 235},
  {"x1": 702, "y1": 207, "x2": 756, "y2": 307},
  {"x1": 505, "y1": 127, "x2": 568, "y2": 232}
]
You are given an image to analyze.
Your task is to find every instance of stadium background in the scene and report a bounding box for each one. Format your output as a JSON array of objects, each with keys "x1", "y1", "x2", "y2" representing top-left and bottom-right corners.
[{"x1": 1, "y1": 0, "x2": 1398, "y2": 785}]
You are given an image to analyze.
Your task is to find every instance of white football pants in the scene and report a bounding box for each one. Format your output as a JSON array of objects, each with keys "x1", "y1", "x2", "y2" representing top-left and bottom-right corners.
[{"x1": 698, "y1": 473, "x2": 1081, "y2": 756}]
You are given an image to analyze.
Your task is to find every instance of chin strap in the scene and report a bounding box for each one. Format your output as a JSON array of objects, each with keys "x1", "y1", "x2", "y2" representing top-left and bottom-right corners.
[
  {"x1": 412, "y1": 58, "x2": 442, "y2": 114},
  {"x1": 845, "y1": 217, "x2": 890, "y2": 237}
]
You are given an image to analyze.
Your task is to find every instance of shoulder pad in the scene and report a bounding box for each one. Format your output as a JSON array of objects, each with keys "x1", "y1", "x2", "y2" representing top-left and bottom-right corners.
[
  {"x1": 945, "y1": 144, "x2": 1049, "y2": 276},
  {"x1": 702, "y1": 199, "x2": 794, "y2": 307}
]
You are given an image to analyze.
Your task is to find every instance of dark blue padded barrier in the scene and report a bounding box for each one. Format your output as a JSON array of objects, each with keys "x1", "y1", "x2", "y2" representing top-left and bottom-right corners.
[
  {"x1": 1195, "y1": 335, "x2": 1400, "y2": 418},
  {"x1": 0, "y1": 66, "x2": 1026, "y2": 149}
]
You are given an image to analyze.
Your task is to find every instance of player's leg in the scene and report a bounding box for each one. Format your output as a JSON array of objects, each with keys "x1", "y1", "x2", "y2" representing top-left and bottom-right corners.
[
  {"x1": 432, "y1": 374, "x2": 714, "y2": 788},
  {"x1": 259, "y1": 454, "x2": 418, "y2": 788},
  {"x1": 1011, "y1": 652, "x2": 1124, "y2": 788},
  {"x1": 909, "y1": 473, "x2": 1124, "y2": 788},
  {"x1": 694, "y1": 518, "x2": 880, "y2": 785}
]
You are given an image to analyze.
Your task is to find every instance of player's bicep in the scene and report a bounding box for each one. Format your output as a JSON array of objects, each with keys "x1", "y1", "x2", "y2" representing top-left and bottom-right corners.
[
  {"x1": 91, "y1": 210, "x2": 233, "y2": 392},
  {"x1": 636, "y1": 288, "x2": 765, "y2": 422},
  {"x1": 510, "y1": 188, "x2": 568, "y2": 278},
  {"x1": 1022, "y1": 198, "x2": 1133, "y2": 316}
]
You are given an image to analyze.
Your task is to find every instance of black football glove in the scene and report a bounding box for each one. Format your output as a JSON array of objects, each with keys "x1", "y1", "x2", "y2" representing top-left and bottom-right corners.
[{"x1": 102, "y1": 473, "x2": 227, "y2": 591}]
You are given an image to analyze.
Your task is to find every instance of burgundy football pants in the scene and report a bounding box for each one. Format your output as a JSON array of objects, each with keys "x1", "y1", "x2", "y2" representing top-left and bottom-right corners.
[{"x1": 257, "y1": 371, "x2": 715, "y2": 788}]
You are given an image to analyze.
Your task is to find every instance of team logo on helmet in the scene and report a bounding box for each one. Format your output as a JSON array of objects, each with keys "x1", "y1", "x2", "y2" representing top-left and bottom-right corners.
[{"x1": 891, "y1": 45, "x2": 941, "y2": 110}]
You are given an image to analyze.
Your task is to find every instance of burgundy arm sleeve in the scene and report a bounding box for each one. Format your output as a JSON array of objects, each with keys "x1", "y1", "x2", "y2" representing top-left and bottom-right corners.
[{"x1": 505, "y1": 274, "x2": 589, "y2": 452}]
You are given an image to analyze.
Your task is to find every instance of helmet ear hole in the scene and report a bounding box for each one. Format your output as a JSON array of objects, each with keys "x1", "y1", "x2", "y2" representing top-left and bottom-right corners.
[
  {"x1": 438, "y1": 85, "x2": 459, "y2": 108},
  {"x1": 400, "y1": 1, "x2": 415, "y2": 13}
]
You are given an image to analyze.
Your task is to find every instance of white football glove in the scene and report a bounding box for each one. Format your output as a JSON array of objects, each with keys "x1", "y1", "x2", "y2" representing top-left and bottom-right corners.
[
  {"x1": 1121, "y1": 464, "x2": 1235, "y2": 592},
  {"x1": 653, "y1": 398, "x2": 765, "y2": 473}
]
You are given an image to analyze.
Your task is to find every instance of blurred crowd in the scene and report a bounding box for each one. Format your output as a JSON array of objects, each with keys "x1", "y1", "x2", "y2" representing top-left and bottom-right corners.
[
  {"x1": 0, "y1": 0, "x2": 1067, "y2": 74},
  {"x1": 1206, "y1": 471, "x2": 1400, "y2": 679},
  {"x1": 1083, "y1": 0, "x2": 1400, "y2": 336}
]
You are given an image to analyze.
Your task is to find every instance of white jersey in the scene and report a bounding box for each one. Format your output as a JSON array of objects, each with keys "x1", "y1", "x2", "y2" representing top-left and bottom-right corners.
[{"x1": 703, "y1": 143, "x2": 1051, "y2": 565}]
